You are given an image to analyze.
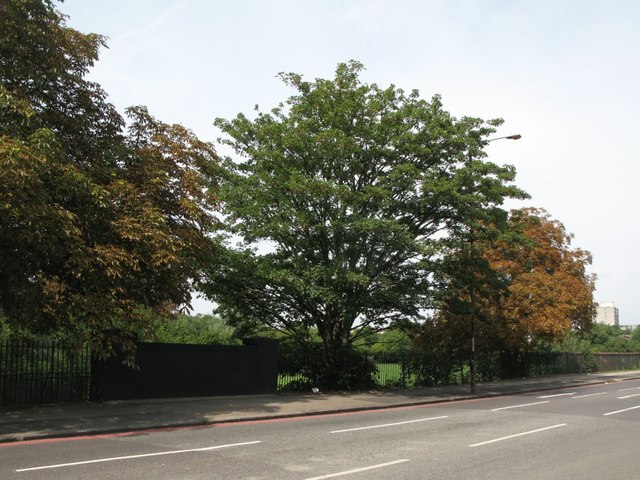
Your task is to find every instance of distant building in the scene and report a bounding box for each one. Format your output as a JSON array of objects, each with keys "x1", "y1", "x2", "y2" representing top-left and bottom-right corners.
[{"x1": 596, "y1": 301, "x2": 619, "y2": 326}]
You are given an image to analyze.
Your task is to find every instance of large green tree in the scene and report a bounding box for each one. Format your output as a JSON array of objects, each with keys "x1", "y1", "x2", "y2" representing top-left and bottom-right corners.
[
  {"x1": 0, "y1": 0, "x2": 218, "y2": 359},
  {"x1": 202, "y1": 61, "x2": 526, "y2": 387}
]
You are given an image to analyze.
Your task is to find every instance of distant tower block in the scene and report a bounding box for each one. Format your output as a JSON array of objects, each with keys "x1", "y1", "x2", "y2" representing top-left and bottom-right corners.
[{"x1": 596, "y1": 302, "x2": 619, "y2": 326}]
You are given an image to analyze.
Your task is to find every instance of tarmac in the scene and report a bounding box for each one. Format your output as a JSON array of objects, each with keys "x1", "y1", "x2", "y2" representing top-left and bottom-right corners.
[{"x1": 2, "y1": 370, "x2": 640, "y2": 444}]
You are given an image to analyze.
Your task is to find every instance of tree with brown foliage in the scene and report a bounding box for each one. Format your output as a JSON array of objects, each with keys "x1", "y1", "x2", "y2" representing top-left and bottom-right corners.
[
  {"x1": 483, "y1": 208, "x2": 596, "y2": 348},
  {"x1": 0, "y1": 0, "x2": 218, "y2": 360},
  {"x1": 420, "y1": 208, "x2": 596, "y2": 354}
]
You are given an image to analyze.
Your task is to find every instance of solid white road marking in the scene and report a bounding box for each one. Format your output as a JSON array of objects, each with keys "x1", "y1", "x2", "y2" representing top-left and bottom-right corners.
[
  {"x1": 330, "y1": 416, "x2": 448, "y2": 433},
  {"x1": 491, "y1": 401, "x2": 549, "y2": 412},
  {"x1": 604, "y1": 405, "x2": 640, "y2": 416},
  {"x1": 301, "y1": 459, "x2": 410, "y2": 480},
  {"x1": 15, "y1": 441, "x2": 262, "y2": 472},
  {"x1": 617, "y1": 393, "x2": 640, "y2": 400},
  {"x1": 469, "y1": 424, "x2": 567, "y2": 447},
  {"x1": 573, "y1": 392, "x2": 607, "y2": 399},
  {"x1": 618, "y1": 386, "x2": 640, "y2": 392},
  {"x1": 537, "y1": 392, "x2": 576, "y2": 399}
]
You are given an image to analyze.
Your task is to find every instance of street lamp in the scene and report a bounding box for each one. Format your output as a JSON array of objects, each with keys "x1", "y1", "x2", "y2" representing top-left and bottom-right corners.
[{"x1": 469, "y1": 133, "x2": 521, "y2": 395}]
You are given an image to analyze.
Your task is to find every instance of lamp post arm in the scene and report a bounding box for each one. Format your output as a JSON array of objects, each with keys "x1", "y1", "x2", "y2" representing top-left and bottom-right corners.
[{"x1": 487, "y1": 134, "x2": 521, "y2": 143}]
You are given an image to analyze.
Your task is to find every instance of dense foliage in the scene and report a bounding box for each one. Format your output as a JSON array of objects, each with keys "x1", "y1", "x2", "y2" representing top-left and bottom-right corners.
[
  {"x1": 147, "y1": 314, "x2": 240, "y2": 346},
  {"x1": 202, "y1": 61, "x2": 527, "y2": 388},
  {"x1": 2, "y1": 2, "x2": 620, "y2": 381},
  {"x1": 419, "y1": 208, "x2": 596, "y2": 354},
  {"x1": 484, "y1": 208, "x2": 596, "y2": 347},
  {"x1": 559, "y1": 323, "x2": 640, "y2": 353},
  {"x1": 0, "y1": 0, "x2": 218, "y2": 360}
]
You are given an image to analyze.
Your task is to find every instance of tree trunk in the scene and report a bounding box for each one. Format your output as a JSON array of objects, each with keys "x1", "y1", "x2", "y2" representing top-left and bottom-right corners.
[{"x1": 316, "y1": 315, "x2": 375, "y2": 390}]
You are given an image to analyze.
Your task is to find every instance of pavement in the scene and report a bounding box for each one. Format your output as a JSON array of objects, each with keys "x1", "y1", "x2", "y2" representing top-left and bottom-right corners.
[{"x1": 2, "y1": 370, "x2": 640, "y2": 444}]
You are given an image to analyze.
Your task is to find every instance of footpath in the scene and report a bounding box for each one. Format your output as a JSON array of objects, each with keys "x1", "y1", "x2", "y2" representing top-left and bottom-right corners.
[{"x1": 2, "y1": 370, "x2": 640, "y2": 444}]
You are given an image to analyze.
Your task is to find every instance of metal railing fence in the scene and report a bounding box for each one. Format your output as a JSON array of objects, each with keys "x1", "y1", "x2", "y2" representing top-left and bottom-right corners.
[
  {"x1": 277, "y1": 350, "x2": 640, "y2": 392},
  {"x1": 2, "y1": 340, "x2": 639, "y2": 403},
  {"x1": 0, "y1": 341, "x2": 91, "y2": 406}
]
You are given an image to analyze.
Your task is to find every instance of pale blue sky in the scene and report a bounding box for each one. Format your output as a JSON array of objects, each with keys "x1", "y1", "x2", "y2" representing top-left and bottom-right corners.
[{"x1": 61, "y1": 0, "x2": 640, "y2": 323}]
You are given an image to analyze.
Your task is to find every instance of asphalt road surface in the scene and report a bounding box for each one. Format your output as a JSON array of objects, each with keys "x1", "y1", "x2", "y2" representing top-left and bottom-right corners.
[{"x1": 2, "y1": 379, "x2": 639, "y2": 479}]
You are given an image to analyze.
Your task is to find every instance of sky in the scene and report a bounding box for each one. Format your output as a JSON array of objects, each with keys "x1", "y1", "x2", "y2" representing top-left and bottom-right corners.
[{"x1": 60, "y1": 0, "x2": 640, "y2": 323}]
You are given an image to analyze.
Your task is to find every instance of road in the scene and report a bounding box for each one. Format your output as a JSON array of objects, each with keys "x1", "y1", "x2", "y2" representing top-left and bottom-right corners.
[{"x1": 2, "y1": 379, "x2": 639, "y2": 479}]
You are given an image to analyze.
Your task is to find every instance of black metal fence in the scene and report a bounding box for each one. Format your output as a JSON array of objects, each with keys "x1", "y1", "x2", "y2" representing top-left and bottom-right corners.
[
  {"x1": 91, "y1": 339, "x2": 278, "y2": 401},
  {"x1": 0, "y1": 341, "x2": 91, "y2": 406},
  {"x1": 0, "y1": 338, "x2": 278, "y2": 406},
  {"x1": 2, "y1": 340, "x2": 640, "y2": 405},
  {"x1": 277, "y1": 350, "x2": 640, "y2": 392}
]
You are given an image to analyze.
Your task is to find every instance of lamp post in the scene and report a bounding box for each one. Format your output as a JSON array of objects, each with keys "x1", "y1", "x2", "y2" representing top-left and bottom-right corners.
[{"x1": 468, "y1": 133, "x2": 521, "y2": 395}]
